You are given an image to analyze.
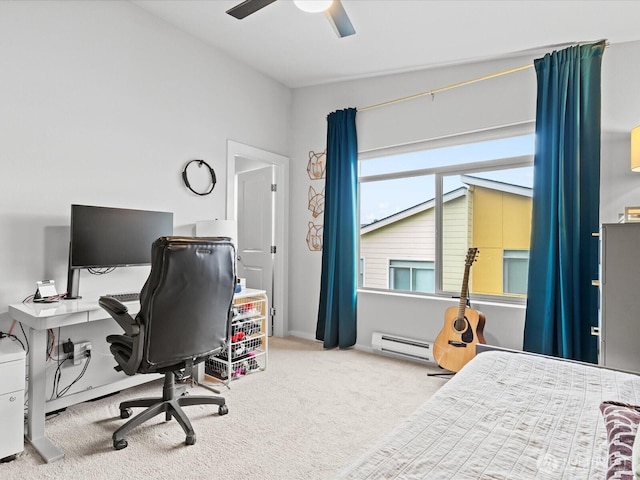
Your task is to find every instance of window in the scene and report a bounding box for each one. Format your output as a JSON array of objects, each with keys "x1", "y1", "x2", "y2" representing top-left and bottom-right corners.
[
  {"x1": 389, "y1": 260, "x2": 434, "y2": 293},
  {"x1": 359, "y1": 126, "x2": 534, "y2": 302},
  {"x1": 503, "y1": 250, "x2": 529, "y2": 295}
]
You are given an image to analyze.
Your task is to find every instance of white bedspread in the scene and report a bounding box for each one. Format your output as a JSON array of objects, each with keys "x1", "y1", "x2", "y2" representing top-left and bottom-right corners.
[{"x1": 337, "y1": 350, "x2": 640, "y2": 479}]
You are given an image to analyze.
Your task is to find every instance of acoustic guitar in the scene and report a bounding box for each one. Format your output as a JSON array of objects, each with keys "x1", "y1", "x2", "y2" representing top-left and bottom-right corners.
[{"x1": 433, "y1": 247, "x2": 486, "y2": 373}]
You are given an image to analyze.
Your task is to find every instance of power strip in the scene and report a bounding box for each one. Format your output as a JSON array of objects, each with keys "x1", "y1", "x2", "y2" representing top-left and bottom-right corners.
[{"x1": 72, "y1": 342, "x2": 92, "y2": 365}]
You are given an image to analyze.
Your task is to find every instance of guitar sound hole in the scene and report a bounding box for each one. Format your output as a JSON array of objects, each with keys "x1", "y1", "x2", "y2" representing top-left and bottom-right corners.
[{"x1": 453, "y1": 317, "x2": 467, "y2": 332}]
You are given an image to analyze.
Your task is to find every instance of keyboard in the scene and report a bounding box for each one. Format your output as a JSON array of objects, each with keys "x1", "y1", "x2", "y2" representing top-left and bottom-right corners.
[{"x1": 105, "y1": 292, "x2": 139, "y2": 303}]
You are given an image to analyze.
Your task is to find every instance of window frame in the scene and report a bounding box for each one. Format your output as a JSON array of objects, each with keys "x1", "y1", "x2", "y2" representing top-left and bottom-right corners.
[
  {"x1": 358, "y1": 122, "x2": 535, "y2": 305},
  {"x1": 388, "y1": 259, "x2": 435, "y2": 293}
]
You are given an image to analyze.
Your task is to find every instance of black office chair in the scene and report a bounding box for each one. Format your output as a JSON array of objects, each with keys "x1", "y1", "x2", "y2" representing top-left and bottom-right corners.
[{"x1": 99, "y1": 236, "x2": 236, "y2": 450}]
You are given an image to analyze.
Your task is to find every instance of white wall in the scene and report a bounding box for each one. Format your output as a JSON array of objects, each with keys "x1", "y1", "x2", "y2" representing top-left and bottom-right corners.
[
  {"x1": 0, "y1": 2, "x2": 290, "y2": 330},
  {"x1": 288, "y1": 41, "x2": 640, "y2": 351},
  {"x1": 601, "y1": 41, "x2": 640, "y2": 223}
]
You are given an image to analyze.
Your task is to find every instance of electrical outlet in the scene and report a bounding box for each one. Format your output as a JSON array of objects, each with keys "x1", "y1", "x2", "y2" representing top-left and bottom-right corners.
[
  {"x1": 72, "y1": 341, "x2": 91, "y2": 365},
  {"x1": 62, "y1": 339, "x2": 74, "y2": 355}
]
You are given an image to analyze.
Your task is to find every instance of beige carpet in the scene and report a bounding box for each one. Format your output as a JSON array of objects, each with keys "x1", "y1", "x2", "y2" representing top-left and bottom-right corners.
[{"x1": 1, "y1": 336, "x2": 448, "y2": 480}]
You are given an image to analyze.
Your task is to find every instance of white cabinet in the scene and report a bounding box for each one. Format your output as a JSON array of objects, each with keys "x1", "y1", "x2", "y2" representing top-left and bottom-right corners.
[
  {"x1": 599, "y1": 223, "x2": 640, "y2": 372},
  {"x1": 0, "y1": 338, "x2": 25, "y2": 461},
  {"x1": 205, "y1": 289, "x2": 268, "y2": 386}
]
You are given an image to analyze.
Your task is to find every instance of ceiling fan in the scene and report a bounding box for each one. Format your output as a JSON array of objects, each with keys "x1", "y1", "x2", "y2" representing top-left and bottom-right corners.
[{"x1": 226, "y1": 0, "x2": 356, "y2": 38}]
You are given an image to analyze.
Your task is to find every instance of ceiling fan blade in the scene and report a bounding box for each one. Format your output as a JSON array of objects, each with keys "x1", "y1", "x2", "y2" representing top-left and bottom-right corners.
[
  {"x1": 325, "y1": 0, "x2": 355, "y2": 38},
  {"x1": 226, "y1": 0, "x2": 277, "y2": 20}
]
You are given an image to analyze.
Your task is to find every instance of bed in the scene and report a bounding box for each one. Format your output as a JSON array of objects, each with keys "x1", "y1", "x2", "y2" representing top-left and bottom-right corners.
[{"x1": 338, "y1": 348, "x2": 640, "y2": 479}]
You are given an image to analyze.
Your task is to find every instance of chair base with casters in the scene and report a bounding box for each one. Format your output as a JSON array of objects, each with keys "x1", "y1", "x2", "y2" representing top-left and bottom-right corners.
[{"x1": 112, "y1": 370, "x2": 229, "y2": 450}]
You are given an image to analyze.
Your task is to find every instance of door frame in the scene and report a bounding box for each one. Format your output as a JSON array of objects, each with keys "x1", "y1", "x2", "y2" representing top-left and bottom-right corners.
[{"x1": 226, "y1": 140, "x2": 289, "y2": 337}]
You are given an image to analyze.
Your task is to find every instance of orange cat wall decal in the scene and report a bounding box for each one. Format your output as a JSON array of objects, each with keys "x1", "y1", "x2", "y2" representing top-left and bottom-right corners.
[
  {"x1": 307, "y1": 150, "x2": 326, "y2": 180},
  {"x1": 308, "y1": 186, "x2": 325, "y2": 219},
  {"x1": 306, "y1": 222, "x2": 323, "y2": 251}
]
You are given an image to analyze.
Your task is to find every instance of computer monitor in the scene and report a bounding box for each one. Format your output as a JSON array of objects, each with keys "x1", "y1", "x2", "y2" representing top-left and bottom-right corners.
[{"x1": 65, "y1": 204, "x2": 174, "y2": 299}]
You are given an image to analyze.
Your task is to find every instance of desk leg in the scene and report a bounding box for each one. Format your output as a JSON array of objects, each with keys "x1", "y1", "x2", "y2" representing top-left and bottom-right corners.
[{"x1": 26, "y1": 327, "x2": 64, "y2": 463}]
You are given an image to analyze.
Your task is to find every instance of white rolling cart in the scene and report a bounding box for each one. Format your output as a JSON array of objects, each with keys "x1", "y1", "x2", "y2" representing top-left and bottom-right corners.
[{"x1": 204, "y1": 288, "x2": 268, "y2": 387}]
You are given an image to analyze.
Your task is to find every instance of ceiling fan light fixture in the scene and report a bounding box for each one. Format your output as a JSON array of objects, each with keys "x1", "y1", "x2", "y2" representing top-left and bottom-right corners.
[{"x1": 293, "y1": 0, "x2": 333, "y2": 13}]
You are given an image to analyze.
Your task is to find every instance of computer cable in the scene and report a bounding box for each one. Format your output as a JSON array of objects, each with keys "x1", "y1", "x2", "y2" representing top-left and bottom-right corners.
[
  {"x1": 18, "y1": 322, "x2": 29, "y2": 354},
  {"x1": 88, "y1": 267, "x2": 116, "y2": 275},
  {"x1": 46, "y1": 330, "x2": 72, "y2": 363},
  {"x1": 56, "y1": 351, "x2": 91, "y2": 398},
  {"x1": 24, "y1": 292, "x2": 66, "y2": 303},
  {"x1": 50, "y1": 356, "x2": 69, "y2": 401},
  {"x1": 47, "y1": 329, "x2": 55, "y2": 361},
  {"x1": 0, "y1": 331, "x2": 26, "y2": 351},
  {"x1": 50, "y1": 327, "x2": 67, "y2": 400}
]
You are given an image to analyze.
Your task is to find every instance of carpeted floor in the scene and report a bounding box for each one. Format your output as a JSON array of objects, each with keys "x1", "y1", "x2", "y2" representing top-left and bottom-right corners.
[{"x1": 1, "y1": 336, "x2": 448, "y2": 480}]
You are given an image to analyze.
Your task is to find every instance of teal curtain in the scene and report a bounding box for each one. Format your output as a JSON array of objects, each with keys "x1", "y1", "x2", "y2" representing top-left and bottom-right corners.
[
  {"x1": 316, "y1": 108, "x2": 358, "y2": 349},
  {"x1": 523, "y1": 41, "x2": 605, "y2": 363}
]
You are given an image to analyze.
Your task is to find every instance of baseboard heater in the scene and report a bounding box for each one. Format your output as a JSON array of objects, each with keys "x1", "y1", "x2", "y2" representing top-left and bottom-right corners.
[{"x1": 371, "y1": 332, "x2": 434, "y2": 364}]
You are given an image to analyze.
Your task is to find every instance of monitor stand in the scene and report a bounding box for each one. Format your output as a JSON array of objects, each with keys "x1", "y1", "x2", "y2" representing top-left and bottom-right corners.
[{"x1": 64, "y1": 267, "x2": 81, "y2": 300}]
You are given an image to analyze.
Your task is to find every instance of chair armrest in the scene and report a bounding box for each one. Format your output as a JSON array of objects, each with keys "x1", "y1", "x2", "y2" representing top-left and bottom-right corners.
[{"x1": 99, "y1": 296, "x2": 140, "y2": 337}]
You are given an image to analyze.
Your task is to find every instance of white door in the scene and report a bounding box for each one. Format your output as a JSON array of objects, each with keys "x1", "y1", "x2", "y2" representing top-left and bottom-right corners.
[
  {"x1": 237, "y1": 166, "x2": 274, "y2": 334},
  {"x1": 227, "y1": 140, "x2": 289, "y2": 338}
]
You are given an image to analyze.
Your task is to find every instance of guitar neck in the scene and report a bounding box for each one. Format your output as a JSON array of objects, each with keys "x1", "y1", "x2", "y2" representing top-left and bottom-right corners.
[{"x1": 457, "y1": 264, "x2": 471, "y2": 318}]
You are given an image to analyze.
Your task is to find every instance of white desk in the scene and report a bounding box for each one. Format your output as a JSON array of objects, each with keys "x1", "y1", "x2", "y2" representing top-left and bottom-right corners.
[{"x1": 8, "y1": 299, "x2": 161, "y2": 464}]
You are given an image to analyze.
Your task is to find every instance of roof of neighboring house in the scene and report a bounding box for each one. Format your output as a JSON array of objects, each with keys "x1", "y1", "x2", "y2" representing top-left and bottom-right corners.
[
  {"x1": 361, "y1": 187, "x2": 467, "y2": 234},
  {"x1": 461, "y1": 175, "x2": 533, "y2": 198},
  {"x1": 361, "y1": 176, "x2": 532, "y2": 234}
]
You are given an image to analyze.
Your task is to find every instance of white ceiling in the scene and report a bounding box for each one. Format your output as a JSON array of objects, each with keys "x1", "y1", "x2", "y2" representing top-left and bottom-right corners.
[{"x1": 133, "y1": 0, "x2": 640, "y2": 88}]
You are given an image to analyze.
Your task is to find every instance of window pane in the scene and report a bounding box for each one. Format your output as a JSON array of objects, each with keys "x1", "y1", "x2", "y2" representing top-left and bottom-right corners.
[
  {"x1": 503, "y1": 250, "x2": 529, "y2": 295},
  {"x1": 360, "y1": 176, "x2": 435, "y2": 291},
  {"x1": 359, "y1": 129, "x2": 534, "y2": 301},
  {"x1": 360, "y1": 176, "x2": 435, "y2": 226},
  {"x1": 360, "y1": 134, "x2": 534, "y2": 177},
  {"x1": 413, "y1": 267, "x2": 434, "y2": 293},
  {"x1": 390, "y1": 267, "x2": 410, "y2": 291},
  {"x1": 389, "y1": 261, "x2": 434, "y2": 293},
  {"x1": 440, "y1": 179, "x2": 472, "y2": 293}
]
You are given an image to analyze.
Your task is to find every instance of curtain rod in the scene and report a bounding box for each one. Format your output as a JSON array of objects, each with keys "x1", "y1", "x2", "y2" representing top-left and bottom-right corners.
[
  {"x1": 358, "y1": 63, "x2": 533, "y2": 112},
  {"x1": 358, "y1": 40, "x2": 608, "y2": 113}
]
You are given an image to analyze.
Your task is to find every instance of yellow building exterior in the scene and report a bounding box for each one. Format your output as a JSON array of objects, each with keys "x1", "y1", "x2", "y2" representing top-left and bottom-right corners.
[{"x1": 470, "y1": 184, "x2": 532, "y2": 296}]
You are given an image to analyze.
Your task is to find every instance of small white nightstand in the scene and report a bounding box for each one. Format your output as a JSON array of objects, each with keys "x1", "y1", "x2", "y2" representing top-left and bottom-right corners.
[{"x1": 0, "y1": 337, "x2": 25, "y2": 462}]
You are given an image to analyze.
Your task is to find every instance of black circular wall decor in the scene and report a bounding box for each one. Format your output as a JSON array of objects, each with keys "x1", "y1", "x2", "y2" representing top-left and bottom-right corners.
[{"x1": 182, "y1": 159, "x2": 216, "y2": 196}]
